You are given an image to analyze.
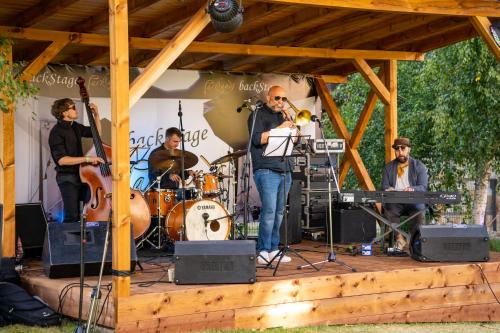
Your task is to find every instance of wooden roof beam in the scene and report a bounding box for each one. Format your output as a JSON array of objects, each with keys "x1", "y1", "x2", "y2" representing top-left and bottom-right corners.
[
  {"x1": 470, "y1": 16, "x2": 500, "y2": 62},
  {"x1": 260, "y1": 0, "x2": 500, "y2": 17},
  {"x1": 70, "y1": 0, "x2": 162, "y2": 33},
  {"x1": 353, "y1": 58, "x2": 390, "y2": 105},
  {"x1": 129, "y1": 3, "x2": 210, "y2": 107},
  {"x1": 0, "y1": 26, "x2": 424, "y2": 61},
  {"x1": 142, "y1": 3, "x2": 303, "y2": 69},
  {"x1": 14, "y1": 0, "x2": 79, "y2": 27},
  {"x1": 20, "y1": 41, "x2": 69, "y2": 81}
]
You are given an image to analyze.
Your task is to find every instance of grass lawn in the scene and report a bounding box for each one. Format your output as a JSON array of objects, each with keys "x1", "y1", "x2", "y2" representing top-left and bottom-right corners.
[{"x1": 1, "y1": 322, "x2": 500, "y2": 333}]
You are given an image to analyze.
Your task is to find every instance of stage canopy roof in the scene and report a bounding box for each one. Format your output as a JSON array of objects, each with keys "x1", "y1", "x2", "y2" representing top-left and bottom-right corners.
[{"x1": 1, "y1": 0, "x2": 499, "y2": 78}]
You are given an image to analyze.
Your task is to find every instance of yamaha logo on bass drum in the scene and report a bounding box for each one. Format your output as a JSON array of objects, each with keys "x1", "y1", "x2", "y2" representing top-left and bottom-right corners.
[{"x1": 197, "y1": 204, "x2": 217, "y2": 210}]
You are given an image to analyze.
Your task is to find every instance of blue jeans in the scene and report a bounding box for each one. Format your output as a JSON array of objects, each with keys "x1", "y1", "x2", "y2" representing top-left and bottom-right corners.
[{"x1": 253, "y1": 169, "x2": 292, "y2": 252}]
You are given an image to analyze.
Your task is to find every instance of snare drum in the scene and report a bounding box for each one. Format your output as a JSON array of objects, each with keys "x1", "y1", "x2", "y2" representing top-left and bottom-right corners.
[
  {"x1": 146, "y1": 189, "x2": 176, "y2": 217},
  {"x1": 195, "y1": 173, "x2": 220, "y2": 197},
  {"x1": 165, "y1": 199, "x2": 231, "y2": 241}
]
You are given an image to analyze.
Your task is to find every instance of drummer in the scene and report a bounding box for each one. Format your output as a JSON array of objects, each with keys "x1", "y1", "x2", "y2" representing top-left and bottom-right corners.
[{"x1": 148, "y1": 127, "x2": 196, "y2": 189}]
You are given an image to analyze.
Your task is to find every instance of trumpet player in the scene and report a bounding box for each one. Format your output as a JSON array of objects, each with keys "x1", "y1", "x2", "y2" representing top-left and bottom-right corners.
[{"x1": 248, "y1": 85, "x2": 295, "y2": 264}]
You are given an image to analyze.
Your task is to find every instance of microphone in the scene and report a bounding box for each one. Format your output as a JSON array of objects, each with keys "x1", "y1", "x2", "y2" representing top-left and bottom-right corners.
[
  {"x1": 236, "y1": 99, "x2": 252, "y2": 113},
  {"x1": 202, "y1": 213, "x2": 209, "y2": 226}
]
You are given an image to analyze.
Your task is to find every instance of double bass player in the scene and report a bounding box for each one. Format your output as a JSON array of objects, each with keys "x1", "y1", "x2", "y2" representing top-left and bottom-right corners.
[{"x1": 48, "y1": 98, "x2": 104, "y2": 223}]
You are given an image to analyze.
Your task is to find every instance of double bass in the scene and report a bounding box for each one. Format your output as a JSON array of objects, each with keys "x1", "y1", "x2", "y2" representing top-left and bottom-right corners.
[{"x1": 77, "y1": 77, "x2": 150, "y2": 239}]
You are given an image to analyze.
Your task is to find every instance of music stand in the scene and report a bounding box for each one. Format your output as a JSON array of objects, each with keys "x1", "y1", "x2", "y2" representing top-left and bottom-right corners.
[
  {"x1": 298, "y1": 117, "x2": 356, "y2": 272},
  {"x1": 263, "y1": 129, "x2": 318, "y2": 276}
]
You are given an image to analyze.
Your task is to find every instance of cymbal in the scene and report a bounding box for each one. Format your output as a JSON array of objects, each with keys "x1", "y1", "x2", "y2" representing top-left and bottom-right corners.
[
  {"x1": 211, "y1": 149, "x2": 247, "y2": 165},
  {"x1": 149, "y1": 149, "x2": 198, "y2": 171}
]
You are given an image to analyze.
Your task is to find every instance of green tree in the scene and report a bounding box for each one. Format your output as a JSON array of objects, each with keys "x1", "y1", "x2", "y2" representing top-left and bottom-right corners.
[
  {"x1": 0, "y1": 39, "x2": 38, "y2": 113},
  {"x1": 322, "y1": 38, "x2": 499, "y2": 224}
]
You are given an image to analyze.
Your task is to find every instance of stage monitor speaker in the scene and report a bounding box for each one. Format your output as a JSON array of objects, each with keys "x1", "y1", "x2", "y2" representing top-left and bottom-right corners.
[
  {"x1": 174, "y1": 240, "x2": 256, "y2": 284},
  {"x1": 333, "y1": 207, "x2": 376, "y2": 243},
  {"x1": 411, "y1": 224, "x2": 489, "y2": 262},
  {"x1": 280, "y1": 180, "x2": 302, "y2": 244},
  {"x1": 15, "y1": 203, "x2": 47, "y2": 258},
  {"x1": 42, "y1": 222, "x2": 137, "y2": 279}
]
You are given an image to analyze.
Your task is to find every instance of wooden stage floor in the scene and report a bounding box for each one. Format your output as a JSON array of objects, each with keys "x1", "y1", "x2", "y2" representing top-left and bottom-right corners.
[{"x1": 21, "y1": 240, "x2": 500, "y2": 332}]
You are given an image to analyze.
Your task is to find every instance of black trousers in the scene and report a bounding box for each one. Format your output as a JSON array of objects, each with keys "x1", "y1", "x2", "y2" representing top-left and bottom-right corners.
[
  {"x1": 56, "y1": 173, "x2": 86, "y2": 223},
  {"x1": 384, "y1": 203, "x2": 426, "y2": 239}
]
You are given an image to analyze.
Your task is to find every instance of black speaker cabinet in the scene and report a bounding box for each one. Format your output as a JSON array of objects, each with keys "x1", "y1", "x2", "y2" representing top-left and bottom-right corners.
[
  {"x1": 280, "y1": 180, "x2": 302, "y2": 244},
  {"x1": 411, "y1": 224, "x2": 489, "y2": 262},
  {"x1": 332, "y1": 207, "x2": 376, "y2": 243},
  {"x1": 0, "y1": 203, "x2": 3, "y2": 263},
  {"x1": 15, "y1": 203, "x2": 47, "y2": 258},
  {"x1": 174, "y1": 240, "x2": 256, "y2": 284},
  {"x1": 42, "y1": 222, "x2": 137, "y2": 279}
]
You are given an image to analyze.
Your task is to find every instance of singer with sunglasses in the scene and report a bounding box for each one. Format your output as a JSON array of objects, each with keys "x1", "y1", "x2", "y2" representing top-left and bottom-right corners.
[
  {"x1": 248, "y1": 85, "x2": 297, "y2": 265},
  {"x1": 381, "y1": 137, "x2": 428, "y2": 251},
  {"x1": 48, "y1": 98, "x2": 104, "y2": 223}
]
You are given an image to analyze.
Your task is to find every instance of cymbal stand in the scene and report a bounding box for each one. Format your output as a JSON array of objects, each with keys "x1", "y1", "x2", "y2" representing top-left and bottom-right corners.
[
  {"x1": 136, "y1": 167, "x2": 171, "y2": 249},
  {"x1": 298, "y1": 117, "x2": 356, "y2": 272},
  {"x1": 178, "y1": 100, "x2": 187, "y2": 241}
]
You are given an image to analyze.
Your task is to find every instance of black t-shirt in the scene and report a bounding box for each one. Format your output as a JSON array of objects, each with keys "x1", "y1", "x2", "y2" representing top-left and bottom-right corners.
[
  {"x1": 147, "y1": 145, "x2": 190, "y2": 189},
  {"x1": 48, "y1": 120, "x2": 92, "y2": 174},
  {"x1": 247, "y1": 103, "x2": 294, "y2": 173}
]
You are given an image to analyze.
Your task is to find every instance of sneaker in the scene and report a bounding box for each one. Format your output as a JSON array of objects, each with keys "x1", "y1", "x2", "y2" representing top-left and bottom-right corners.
[
  {"x1": 258, "y1": 251, "x2": 270, "y2": 265},
  {"x1": 269, "y1": 250, "x2": 291, "y2": 263}
]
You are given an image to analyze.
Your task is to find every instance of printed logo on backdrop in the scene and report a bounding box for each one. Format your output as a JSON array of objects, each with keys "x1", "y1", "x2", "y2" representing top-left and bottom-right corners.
[{"x1": 129, "y1": 127, "x2": 209, "y2": 190}]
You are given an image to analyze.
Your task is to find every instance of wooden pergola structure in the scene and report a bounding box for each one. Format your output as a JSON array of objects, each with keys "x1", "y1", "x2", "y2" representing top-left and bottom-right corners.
[{"x1": 0, "y1": 0, "x2": 499, "y2": 329}]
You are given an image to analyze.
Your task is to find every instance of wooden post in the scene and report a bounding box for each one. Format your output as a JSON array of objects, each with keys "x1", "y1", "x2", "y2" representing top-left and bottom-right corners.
[
  {"x1": 383, "y1": 60, "x2": 397, "y2": 163},
  {"x1": 315, "y1": 78, "x2": 375, "y2": 190},
  {"x1": 109, "y1": 0, "x2": 131, "y2": 322},
  {"x1": 0, "y1": 43, "x2": 15, "y2": 257}
]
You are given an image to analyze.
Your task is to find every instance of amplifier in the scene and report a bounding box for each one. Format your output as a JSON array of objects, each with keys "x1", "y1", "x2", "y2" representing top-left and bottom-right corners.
[
  {"x1": 174, "y1": 240, "x2": 256, "y2": 284},
  {"x1": 309, "y1": 139, "x2": 345, "y2": 154},
  {"x1": 411, "y1": 224, "x2": 489, "y2": 262}
]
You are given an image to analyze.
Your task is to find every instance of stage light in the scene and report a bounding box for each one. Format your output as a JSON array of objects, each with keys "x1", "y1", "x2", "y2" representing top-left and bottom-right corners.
[{"x1": 207, "y1": 0, "x2": 243, "y2": 33}]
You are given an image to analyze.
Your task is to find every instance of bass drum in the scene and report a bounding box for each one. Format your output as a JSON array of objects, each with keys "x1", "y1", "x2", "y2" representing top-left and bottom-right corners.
[
  {"x1": 130, "y1": 189, "x2": 151, "y2": 239},
  {"x1": 165, "y1": 200, "x2": 231, "y2": 241}
]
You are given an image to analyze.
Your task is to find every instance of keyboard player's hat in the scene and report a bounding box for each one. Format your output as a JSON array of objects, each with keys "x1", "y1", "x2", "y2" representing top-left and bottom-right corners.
[{"x1": 392, "y1": 137, "x2": 411, "y2": 149}]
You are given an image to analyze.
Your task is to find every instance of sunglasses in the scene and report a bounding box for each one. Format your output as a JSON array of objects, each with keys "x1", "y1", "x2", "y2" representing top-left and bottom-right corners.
[
  {"x1": 394, "y1": 145, "x2": 407, "y2": 151},
  {"x1": 273, "y1": 96, "x2": 287, "y2": 101}
]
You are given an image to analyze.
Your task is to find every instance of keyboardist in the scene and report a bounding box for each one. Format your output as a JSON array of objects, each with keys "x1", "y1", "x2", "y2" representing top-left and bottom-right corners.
[{"x1": 381, "y1": 137, "x2": 428, "y2": 251}]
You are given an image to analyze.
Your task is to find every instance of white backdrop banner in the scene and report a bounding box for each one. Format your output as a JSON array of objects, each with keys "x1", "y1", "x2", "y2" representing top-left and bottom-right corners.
[{"x1": 15, "y1": 65, "x2": 317, "y2": 222}]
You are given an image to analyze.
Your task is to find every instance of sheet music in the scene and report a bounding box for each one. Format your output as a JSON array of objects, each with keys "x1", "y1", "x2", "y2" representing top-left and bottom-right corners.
[{"x1": 263, "y1": 127, "x2": 297, "y2": 157}]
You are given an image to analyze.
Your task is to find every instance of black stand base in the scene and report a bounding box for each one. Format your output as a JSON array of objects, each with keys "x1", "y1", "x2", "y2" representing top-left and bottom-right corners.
[
  {"x1": 267, "y1": 245, "x2": 319, "y2": 276},
  {"x1": 298, "y1": 250, "x2": 357, "y2": 272}
]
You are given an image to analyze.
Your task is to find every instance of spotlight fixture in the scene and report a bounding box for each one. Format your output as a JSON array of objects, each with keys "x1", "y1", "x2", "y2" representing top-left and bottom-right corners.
[{"x1": 207, "y1": 0, "x2": 243, "y2": 33}]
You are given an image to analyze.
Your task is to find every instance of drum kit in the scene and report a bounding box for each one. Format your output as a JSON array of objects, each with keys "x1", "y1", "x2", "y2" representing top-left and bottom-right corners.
[{"x1": 136, "y1": 148, "x2": 246, "y2": 249}]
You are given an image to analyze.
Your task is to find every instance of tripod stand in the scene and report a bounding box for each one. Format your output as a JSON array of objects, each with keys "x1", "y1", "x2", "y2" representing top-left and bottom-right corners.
[
  {"x1": 136, "y1": 167, "x2": 172, "y2": 249},
  {"x1": 263, "y1": 131, "x2": 318, "y2": 275},
  {"x1": 298, "y1": 117, "x2": 356, "y2": 272}
]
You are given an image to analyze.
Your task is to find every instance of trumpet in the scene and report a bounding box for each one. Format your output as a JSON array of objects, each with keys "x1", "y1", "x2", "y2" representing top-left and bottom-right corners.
[{"x1": 282, "y1": 97, "x2": 312, "y2": 127}]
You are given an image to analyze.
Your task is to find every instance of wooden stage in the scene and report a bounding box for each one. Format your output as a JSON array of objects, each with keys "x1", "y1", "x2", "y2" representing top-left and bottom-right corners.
[{"x1": 20, "y1": 240, "x2": 500, "y2": 332}]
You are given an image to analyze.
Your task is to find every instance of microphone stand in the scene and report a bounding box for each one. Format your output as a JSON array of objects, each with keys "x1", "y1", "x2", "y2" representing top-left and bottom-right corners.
[
  {"x1": 298, "y1": 116, "x2": 356, "y2": 272},
  {"x1": 178, "y1": 100, "x2": 187, "y2": 240},
  {"x1": 242, "y1": 101, "x2": 261, "y2": 239},
  {"x1": 74, "y1": 203, "x2": 86, "y2": 333}
]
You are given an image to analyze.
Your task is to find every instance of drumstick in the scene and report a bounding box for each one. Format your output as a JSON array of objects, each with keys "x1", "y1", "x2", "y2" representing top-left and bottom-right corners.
[{"x1": 200, "y1": 154, "x2": 211, "y2": 168}]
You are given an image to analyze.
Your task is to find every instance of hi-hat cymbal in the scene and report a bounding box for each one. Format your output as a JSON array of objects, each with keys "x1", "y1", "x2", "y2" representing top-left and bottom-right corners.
[
  {"x1": 211, "y1": 149, "x2": 247, "y2": 165},
  {"x1": 149, "y1": 149, "x2": 198, "y2": 171}
]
